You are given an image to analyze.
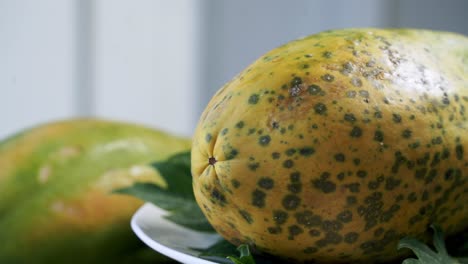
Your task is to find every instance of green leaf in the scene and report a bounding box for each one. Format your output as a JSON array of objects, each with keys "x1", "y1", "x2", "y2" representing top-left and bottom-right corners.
[
  {"x1": 114, "y1": 151, "x2": 214, "y2": 232},
  {"x1": 398, "y1": 224, "x2": 463, "y2": 264},
  {"x1": 197, "y1": 240, "x2": 239, "y2": 264},
  {"x1": 227, "y1": 245, "x2": 256, "y2": 264}
]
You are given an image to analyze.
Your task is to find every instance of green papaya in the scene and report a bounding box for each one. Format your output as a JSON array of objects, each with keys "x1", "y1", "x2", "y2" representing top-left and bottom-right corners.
[{"x1": 0, "y1": 118, "x2": 190, "y2": 263}]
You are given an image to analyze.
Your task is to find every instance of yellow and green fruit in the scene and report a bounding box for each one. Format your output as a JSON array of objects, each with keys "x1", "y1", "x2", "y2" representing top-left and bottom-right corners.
[
  {"x1": 191, "y1": 29, "x2": 468, "y2": 263},
  {"x1": 0, "y1": 118, "x2": 190, "y2": 263}
]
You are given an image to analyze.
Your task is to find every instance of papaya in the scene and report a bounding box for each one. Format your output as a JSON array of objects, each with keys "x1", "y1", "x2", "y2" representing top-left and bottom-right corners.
[
  {"x1": 191, "y1": 29, "x2": 468, "y2": 263},
  {"x1": 0, "y1": 118, "x2": 190, "y2": 263}
]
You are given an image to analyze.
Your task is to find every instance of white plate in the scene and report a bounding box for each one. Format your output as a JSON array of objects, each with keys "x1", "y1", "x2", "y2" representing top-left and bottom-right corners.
[{"x1": 131, "y1": 202, "x2": 224, "y2": 264}]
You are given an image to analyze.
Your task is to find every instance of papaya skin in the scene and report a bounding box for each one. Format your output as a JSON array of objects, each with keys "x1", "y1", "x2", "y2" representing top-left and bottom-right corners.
[
  {"x1": 0, "y1": 118, "x2": 190, "y2": 263},
  {"x1": 191, "y1": 29, "x2": 468, "y2": 263}
]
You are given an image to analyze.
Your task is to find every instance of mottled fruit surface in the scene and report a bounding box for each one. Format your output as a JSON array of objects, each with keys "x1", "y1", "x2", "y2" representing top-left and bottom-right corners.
[
  {"x1": 0, "y1": 119, "x2": 190, "y2": 263},
  {"x1": 191, "y1": 29, "x2": 468, "y2": 263}
]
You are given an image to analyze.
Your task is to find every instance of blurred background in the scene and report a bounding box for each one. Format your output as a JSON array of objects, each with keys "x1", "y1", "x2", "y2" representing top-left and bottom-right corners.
[{"x1": 1, "y1": 0, "x2": 467, "y2": 138}]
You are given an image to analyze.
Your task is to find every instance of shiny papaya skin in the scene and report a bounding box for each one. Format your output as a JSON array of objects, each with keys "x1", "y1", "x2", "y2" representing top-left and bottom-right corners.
[
  {"x1": 0, "y1": 118, "x2": 190, "y2": 263},
  {"x1": 191, "y1": 29, "x2": 468, "y2": 263}
]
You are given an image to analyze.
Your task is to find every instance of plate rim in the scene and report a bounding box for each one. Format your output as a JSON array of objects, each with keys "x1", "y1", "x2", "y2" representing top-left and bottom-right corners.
[{"x1": 131, "y1": 202, "x2": 219, "y2": 264}]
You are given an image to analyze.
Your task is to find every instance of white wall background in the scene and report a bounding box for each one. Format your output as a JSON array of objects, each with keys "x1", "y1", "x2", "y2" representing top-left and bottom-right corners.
[{"x1": 1, "y1": 0, "x2": 467, "y2": 138}]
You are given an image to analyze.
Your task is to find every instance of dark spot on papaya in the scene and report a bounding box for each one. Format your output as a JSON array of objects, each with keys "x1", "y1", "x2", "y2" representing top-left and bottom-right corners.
[
  {"x1": 365, "y1": 192, "x2": 383, "y2": 204},
  {"x1": 346, "y1": 196, "x2": 357, "y2": 205},
  {"x1": 309, "y1": 229, "x2": 321, "y2": 237},
  {"x1": 391, "y1": 151, "x2": 407, "y2": 173},
  {"x1": 334, "y1": 153, "x2": 346, "y2": 162},
  {"x1": 342, "y1": 61, "x2": 354, "y2": 74},
  {"x1": 455, "y1": 144, "x2": 464, "y2": 160},
  {"x1": 414, "y1": 168, "x2": 427, "y2": 180},
  {"x1": 344, "y1": 232, "x2": 359, "y2": 244},
  {"x1": 432, "y1": 136, "x2": 442, "y2": 145},
  {"x1": 205, "y1": 133, "x2": 212, "y2": 143},
  {"x1": 385, "y1": 177, "x2": 401, "y2": 190},
  {"x1": 288, "y1": 225, "x2": 304, "y2": 240},
  {"x1": 353, "y1": 158, "x2": 361, "y2": 166},
  {"x1": 290, "y1": 172, "x2": 301, "y2": 182},
  {"x1": 282, "y1": 194, "x2": 301, "y2": 210},
  {"x1": 337, "y1": 210, "x2": 353, "y2": 223},
  {"x1": 337, "y1": 172, "x2": 346, "y2": 181},
  {"x1": 239, "y1": 210, "x2": 253, "y2": 224},
  {"x1": 235, "y1": 121, "x2": 245, "y2": 129},
  {"x1": 350, "y1": 126, "x2": 362, "y2": 138},
  {"x1": 273, "y1": 210, "x2": 288, "y2": 225},
  {"x1": 359, "y1": 90, "x2": 369, "y2": 98},
  {"x1": 421, "y1": 190, "x2": 429, "y2": 201},
  {"x1": 344, "y1": 113, "x2": 357, "y2": 123},
  {"x1": 347, "y1": 91, "x2": 357, "y2": 98},
  {"x1": 308, "y1": 85, "x2": 325, "y2": 96},
  {"x1": 303, "y1": 247, "x2": 318, "y2": 254},
  {"x1": 434, "y1": 185, "x2": 443, "y2": 193},
  {"x1": 299, "y1": 147, "x2": 315, "y2": 157},
  {"x1": 357, "y1": 170, "x2": 368, "y2": 178},
  {"x1": 441, "y1": 148, "x2": 450, "y2": 159},
  {"x1": 346, "y1": 183, "x2": 360, "y2": 193},
  {"x1": 288, "y1": 182, "x2": 302, "y2": 193},
  {"x1": 402, "y1": 129, "x2": 412, "y2": 139},
  {"x1": 418, "y1": 206, "x2": 427, "y2": 215},
  {"x1": 442, "y1": 97, "x2": 450, "y2": 105},
  {"x1": 267, "y1": 226, "x2": 282, "y2": 234},
  {"x1": 409, "y1": 214, "x2": 423, "y2": 226},
  {"x1": 258, "y1": 135, "x2": 271, "y2": 146},
  {"x1": 323, "y1": 232, "x2": 343, "y2": 245},
  {"x1": 374, "y1": 111, "x2": 383, "y2": 119},
  {"x1": 258, "y1": 177, "x2": 274, "y2": 190},
  {"x1": 231, "y1": 179, "x2": 240, "y2": 188},
  {"x1": 409, "y1": 141, "x2": 420, "y2": 149},
  {"x1": 374, "y1": 130, "x2": 384, "y2": 142},
  {"x1": 289, "y1": 85, "x2": 302, "y2": 97},
  {"x1": 285, "y1": 148, "x2": 296, "y2": 156},
  {"x1": 351, "y1": 78, "x2": 363, "y2": 87},
  {"x1": 314, "y1": 103, "x2": 327, "y2": 115},
  {"x1": 417, "y1": 153, "x2": 431, "y2": 166},
  {"x1": 295, "y1": 210, "x2": 322, "y2": 228},
  {"x1": 321, "y1": 73, "x2": 335, "y2": 82},
  {"x1": 248, "y1": 162, "x2": 260, "y2": 171},
  {"x1": 291, "y1": 76, "x2": 302, "y2": 86},
  {"x1": 322, "y1": 51, "x2": 332, "y2": 58},
  {"x1": 444, "y1": 168, "x2": 454, "y2": 181},
  {"x1": 211, "y1": 188, "x2": 226, "y2": 204},
  {"x1": 252, "y1": 189, "x2": 266, "y2": 208},
  {"x1": 271, "y1": 152, "x2": 280, "y2": 159},
  {"x1": 425, "y1": 169, "x2": 438, "y2": 184},
  {"x1": 392, "y1": 113, "x2": 402, "y2": 123},
  {"x1": 225, "y1": 148, "x2": 238, "y2": 160},
  {"x1": 248, "y1": 94, "x2": 260, "y2": 104},
  {"x1": 364, "y1": 219, "x2": 378, "y2": 231},
  {"x1": 312, "y1": 172, "x2": 336, "y2": 193},
  {"x1": 283, "y1": 159, "x2": 294, "y2": 169},
  {"x1": 374, "y1": 228, "x2": 384, "y2": 237},
  {"x1": 221, "y1": 128, "x2": 229, "y2": 136},
  {"x1": 367, "y1": 180, "x2": 378, "y2": 190},
  {"x1": 270, "y1": 121, "x2": 280, "y2": 129}
]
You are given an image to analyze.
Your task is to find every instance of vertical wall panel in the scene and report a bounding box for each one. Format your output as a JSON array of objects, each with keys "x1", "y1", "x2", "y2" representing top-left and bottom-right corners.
[
  {"x1": 396, "y1": 0, "x2": 468, "y2": 36},
  {"x1": 93, "y1": 0, "x2": 202, "y2": 137},
  {"x1": 0, "y1": 0, "x2": 77, "y2": 138},
  {"x1": 198, "y1": 0, "x2": 396, "y2": 116}
]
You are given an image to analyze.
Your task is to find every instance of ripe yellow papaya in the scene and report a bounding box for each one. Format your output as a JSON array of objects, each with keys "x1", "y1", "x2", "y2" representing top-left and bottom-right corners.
[
  {"x1": 192, "y1": 29, "x2": 468, "y2": 263},
  {"x1": 0, "y1": 118, "x2": 190, "y2": 263}
]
